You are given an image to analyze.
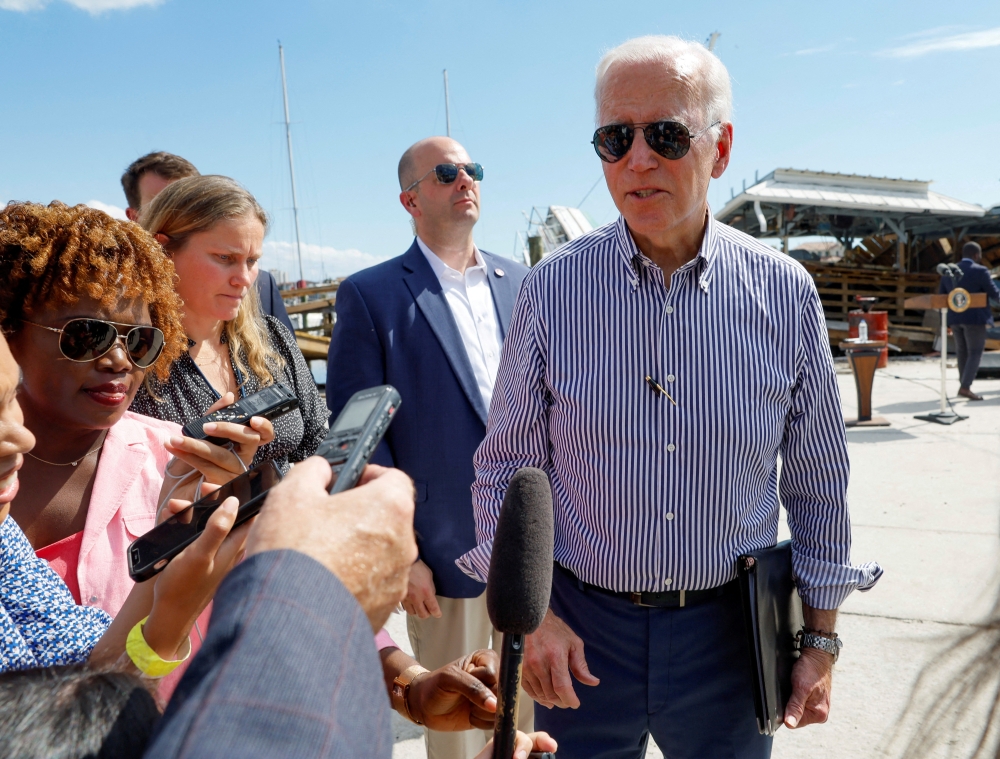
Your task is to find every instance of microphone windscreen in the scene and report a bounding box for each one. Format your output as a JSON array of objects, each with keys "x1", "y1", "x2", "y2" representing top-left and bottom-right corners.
[{"x1": 486, "y1": 467, "x2": 554, "y2": 635}]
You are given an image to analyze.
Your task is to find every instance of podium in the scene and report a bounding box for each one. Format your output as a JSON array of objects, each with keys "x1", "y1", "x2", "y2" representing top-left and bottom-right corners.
[
  {"x1": 839, "y1": 340, "x2": 890, "y2": 427},
  {"x1": 902, "y1": 291, "x2": 987, "y2": 425}
]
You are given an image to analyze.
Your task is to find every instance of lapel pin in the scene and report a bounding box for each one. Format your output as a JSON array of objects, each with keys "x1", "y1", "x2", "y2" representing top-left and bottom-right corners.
[{"x1": 494, "y1": 268, "x2": 505, "y2": 278}]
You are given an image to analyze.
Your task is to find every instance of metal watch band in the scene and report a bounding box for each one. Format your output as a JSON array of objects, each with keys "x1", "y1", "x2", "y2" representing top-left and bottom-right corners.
[
  {"x1": 798, "y1": 631, "x2": 843, "y2": 662},
  {"x1": 391, "y1": 665, "x2": 429, "y2": 724}
]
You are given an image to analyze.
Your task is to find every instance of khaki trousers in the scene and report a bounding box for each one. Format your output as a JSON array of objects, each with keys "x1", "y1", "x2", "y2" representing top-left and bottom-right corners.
[{"x1": 407, "y1": 593, "x2": 534, "y2": 759}]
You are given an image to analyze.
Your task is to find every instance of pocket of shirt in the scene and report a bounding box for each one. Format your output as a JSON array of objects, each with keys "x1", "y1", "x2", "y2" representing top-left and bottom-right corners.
[{"x1": 122, "y1": 511, "x2": 157, "y2": 540}]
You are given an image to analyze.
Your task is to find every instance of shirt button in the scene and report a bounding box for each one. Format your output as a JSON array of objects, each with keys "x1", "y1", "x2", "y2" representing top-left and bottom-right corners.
[
  {"x1": 89, "y1": 596, "x2": 98, "y2": 603},
  {"x1": 666, "y1": 374, "x2": 675, "y2": 382},
  {"x1": 667, "y1": 443, "x2": 676, "y2": 452},
  {"x1": 665, "y1": 512, "x2": 675, "y2": 521},
  {"x1": 664, "y1": 578, "x2": 673, "y2": 586},
  {"x1": 665, "y1": 306, "x2": 674, "y2": 314}
]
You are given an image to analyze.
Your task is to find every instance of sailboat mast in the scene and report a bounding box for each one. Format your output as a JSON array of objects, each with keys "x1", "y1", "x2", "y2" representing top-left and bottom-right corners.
[
  {"x1": 443, "y1": 69, "x2": 451, "y2": 137},
  {"x1": 279, "y1": 42, "x2": 305, "y2": 284}
]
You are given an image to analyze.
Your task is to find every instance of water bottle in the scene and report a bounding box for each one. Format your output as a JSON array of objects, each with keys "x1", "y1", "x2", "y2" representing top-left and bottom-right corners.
[{"x1": 858, "y1": 319, "x2": 869, "y2": 342}]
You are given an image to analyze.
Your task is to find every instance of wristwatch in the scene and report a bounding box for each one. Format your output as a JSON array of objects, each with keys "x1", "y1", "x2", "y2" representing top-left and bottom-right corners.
[
  {"x1": 391, "y1": 664, "x2": 429, "y2": 724},
  {"x1": 797, "y1": 629, "x2": 843, "y2": 662}
]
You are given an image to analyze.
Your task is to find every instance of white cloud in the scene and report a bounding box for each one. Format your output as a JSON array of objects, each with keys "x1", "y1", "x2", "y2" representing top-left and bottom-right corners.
[
  {"x1": 794, "y1": 44, "x2": 836, "y2": 56},
  {"x1": 261, "y1": 240, "x2": 388, "y2": 283},
  {"x1": 0, "y1": 0, "x2": 46, "y2": 10},
  {"x1": 880, "y1": 26, "x2": 1000, "y2": 58},
  {"x1": 85, "y1": 199, "x2": 129, "y2": 220},
  {"x1": 1, "y1": 0, "x2": 162, "y2": 13}
]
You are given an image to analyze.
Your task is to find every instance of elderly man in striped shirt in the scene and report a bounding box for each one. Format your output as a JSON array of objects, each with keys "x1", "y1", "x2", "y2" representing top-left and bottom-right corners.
[{"x1": 458, "y1": 35, "x2": 881, "y2": 759}]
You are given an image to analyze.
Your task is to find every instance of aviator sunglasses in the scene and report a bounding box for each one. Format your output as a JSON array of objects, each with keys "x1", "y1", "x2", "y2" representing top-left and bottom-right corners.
[
  {"x1": 23, "y1": 318, "x2": 165, "y2": 368},
  {"x1": 405, "y1": 162, "x2": 484, "y2": 192},
  {"x1": 592, "y1": 120, "x2": 721, "y2": 163}
]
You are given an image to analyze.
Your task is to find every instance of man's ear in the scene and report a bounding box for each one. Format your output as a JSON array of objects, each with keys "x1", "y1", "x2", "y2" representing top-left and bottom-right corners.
[
  {"x1": 126, "y1": 207, "x2": 139, "y2": 222},
  {"x1": 154, "y1": 233, "x2": 170, "y2": 247},
  {"x1": 398, "y1": 191, "x2": 419, "y2": 216}
]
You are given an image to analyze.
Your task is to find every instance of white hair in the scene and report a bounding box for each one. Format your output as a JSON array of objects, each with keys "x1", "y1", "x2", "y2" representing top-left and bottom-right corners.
[{"x1": 594, "y1": 35, "x2": 733, "y2": 130}]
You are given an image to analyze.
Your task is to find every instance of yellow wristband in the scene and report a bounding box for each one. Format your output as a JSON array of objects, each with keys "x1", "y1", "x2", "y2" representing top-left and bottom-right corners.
[{"x1": 125, "y1": 616, "x2": 192, "y2": 679}]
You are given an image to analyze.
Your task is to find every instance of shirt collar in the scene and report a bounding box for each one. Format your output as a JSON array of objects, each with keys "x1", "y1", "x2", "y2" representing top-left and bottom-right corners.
[
  {"x1": 614, "y1": 207, "x2": 719, "y2": 293},
  {"x1": 416, "y1": 237, "x2": 485, "y2": 279}
]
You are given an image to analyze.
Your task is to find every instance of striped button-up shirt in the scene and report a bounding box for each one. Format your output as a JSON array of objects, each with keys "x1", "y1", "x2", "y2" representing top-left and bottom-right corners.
[{"x1": 457, "y1": 212, "x2": 881, "y2": 610}]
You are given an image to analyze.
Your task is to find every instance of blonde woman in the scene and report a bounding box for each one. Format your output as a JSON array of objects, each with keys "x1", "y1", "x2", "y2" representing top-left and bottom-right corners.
[{"x1": 131, "y1": 176, "x2": 328, "y2": 472}]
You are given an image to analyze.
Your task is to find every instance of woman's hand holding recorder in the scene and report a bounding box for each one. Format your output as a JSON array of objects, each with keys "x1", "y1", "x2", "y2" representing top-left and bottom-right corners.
[
  {"x1": 156, "y1": 392, "x2": 276, "y2": 511},
  {"x1": 89, "y1": 489, "x2": 251, "y2": 668},
  {"x1": 141, "y1": 494, "x2": 251, "y2": 660}
]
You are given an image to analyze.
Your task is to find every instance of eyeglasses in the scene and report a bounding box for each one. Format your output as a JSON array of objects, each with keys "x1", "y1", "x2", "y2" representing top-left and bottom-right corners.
[
  {"x1": 405, "y1": 162, "x2": 484, "y2": 192},
  {"x1": 591, "y1": 120, "x2": 721, "y2": 163},
  {"x1": 22, "y1": 318, "x2": 165, "y2": 368}
]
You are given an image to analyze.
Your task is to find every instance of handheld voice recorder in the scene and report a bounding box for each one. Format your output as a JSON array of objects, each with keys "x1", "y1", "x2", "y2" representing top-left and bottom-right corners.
[
  {"x1": 127, "y1": 460, "x2": 282, "y2": 582},
  {"x1": 315, "y1": 385, "x2": 401, "y2": 493},
  {"x1": 182, "y1": 383, "x2": 299, "y2": 445}
]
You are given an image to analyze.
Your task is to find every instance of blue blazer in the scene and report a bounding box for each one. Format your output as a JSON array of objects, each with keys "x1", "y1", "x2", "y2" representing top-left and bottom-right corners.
[
  {"x1": 940, "y1": 258, "x2": 1000, "y2": 326},
  {"x1": 326, "y1": 241, "x2": 528, "y2": 598},
  {"x1": 255, "y1": 270, "x2": 296, "y2": 334}
]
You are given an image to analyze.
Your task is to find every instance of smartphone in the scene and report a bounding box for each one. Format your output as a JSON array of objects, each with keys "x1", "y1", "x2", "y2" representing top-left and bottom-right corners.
[
  {"x1": 315, "y1": 385, "x2": 401, "y2": 493},
  {"x1": 183, "y1": 383, "x2": 299, "y2": 445},
  {"x1": 127, "y1": 460, "x2": 283, "y2": 582}
]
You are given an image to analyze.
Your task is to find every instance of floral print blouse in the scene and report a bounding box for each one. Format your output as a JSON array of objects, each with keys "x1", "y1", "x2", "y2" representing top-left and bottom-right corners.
[{"x1": 0, "y1": 516, "x2": 111, "y2": 673}]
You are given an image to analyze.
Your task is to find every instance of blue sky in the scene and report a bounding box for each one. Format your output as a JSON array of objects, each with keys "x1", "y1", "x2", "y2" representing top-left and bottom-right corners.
[{"x1": 2, "y1": 0, "x2": 999, "y2": 280}]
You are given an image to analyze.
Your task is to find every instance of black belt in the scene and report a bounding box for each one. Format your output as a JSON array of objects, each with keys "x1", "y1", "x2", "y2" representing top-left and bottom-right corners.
[{"x1": 555, "y1": 563, "x2": 735, "y2": 609}]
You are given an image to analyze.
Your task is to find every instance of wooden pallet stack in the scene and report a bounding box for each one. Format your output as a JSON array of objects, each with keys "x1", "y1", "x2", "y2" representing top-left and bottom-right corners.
[{"x1": 800, "y1": 262, "x2": 940, "y2": 353}]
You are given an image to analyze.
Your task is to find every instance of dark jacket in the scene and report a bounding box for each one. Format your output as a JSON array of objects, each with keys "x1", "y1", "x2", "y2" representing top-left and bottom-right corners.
[
  {"x1": 939, "y1": 258, "x2": 1000, "y2": 326},
  {"x1": 256, "y1": 270, "x2": 295, "y2": 334},
  {"x1": 144, "y1": 550, "x2": 391, "y2": 759},
  {"x1": 325, "y1": 242, "x2": 528, "y2": 598}
]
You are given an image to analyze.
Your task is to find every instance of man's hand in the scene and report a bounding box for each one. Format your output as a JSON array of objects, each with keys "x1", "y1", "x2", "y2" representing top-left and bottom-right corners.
[
  {"x1": 407, "y1": 649, "x2": 499, "y2": 731},
  {"x1": 246, "y1": 457, "x2": 417, "y2": 631},
  {"x1": 522, "y1": 609, "x2": 599, "y2": 709},
  {"x1": 476, "y1": 731, "x2": 558, "y2": 759},
  {"x1": 402, "y1": 559, "x2": 442, "y2": 619},
  {"x1": 784, "y1": 604, "x2": 838, "y2": 729},
  {"x1": 784, "y1": 648, "x2": 833, "y2": 728}
]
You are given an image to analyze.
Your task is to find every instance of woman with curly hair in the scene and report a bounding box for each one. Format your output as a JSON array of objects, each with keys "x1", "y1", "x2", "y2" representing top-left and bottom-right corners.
[
  {"x1": 131, "y1": 175, "x2": 328, "y2": 473},
  {"x1": 0, "y1": 201, "x2": 273, "y2": 690},
  {"x1": 0, "y1": 322, "x2": 250, "y2": 682}
]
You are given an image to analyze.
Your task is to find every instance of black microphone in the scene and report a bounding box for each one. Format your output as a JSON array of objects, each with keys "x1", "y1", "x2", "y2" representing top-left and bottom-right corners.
[{"x1": 487, "y1": 467, "x2": 555, "y2": 759}]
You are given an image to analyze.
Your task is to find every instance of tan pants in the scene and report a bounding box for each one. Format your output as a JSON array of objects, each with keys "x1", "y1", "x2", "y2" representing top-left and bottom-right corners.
[{"x1": 407, "y1": 593, "x2": 535, "y2": 759}]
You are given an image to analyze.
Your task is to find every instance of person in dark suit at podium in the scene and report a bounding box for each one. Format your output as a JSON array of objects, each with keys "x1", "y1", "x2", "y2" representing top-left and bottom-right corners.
[
  {"x1": 121, "y1": 151, "x2": 295, "y2": 334},
  {"x1": 325, "y1": 136, "x2": 531, "y2": 759},
  {"x1": 938, "y1": 241, "x2": 1000, "y2": 401}
]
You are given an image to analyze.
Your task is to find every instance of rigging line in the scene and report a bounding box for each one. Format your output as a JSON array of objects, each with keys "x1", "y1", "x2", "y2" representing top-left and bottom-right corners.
[{"x1": 577, "y1": 174, "x2": 604, "y2": 209}]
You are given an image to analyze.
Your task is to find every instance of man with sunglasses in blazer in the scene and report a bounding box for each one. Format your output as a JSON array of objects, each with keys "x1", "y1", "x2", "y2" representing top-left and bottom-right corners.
[
  {"x1": 457, "y1": 36, "x2": 881, "y2": 759},
  {"x1": 325, "y1": 136, "x2": 531, "y2": 759}
]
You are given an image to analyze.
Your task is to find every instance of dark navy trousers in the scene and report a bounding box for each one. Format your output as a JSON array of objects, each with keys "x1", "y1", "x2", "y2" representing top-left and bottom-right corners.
[{"x1": 535, "y1": 567, "x2": 772, "y2": 759}]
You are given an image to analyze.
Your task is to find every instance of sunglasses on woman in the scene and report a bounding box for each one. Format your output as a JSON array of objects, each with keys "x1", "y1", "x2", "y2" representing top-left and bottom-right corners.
[
  {"x1": 405, "y1": 162, "x2": 484, "y2": 192},
  {"x1": 22, "y1": 318, "x2": 165, "y2": 368},
  {"x1": 591, "y1": 120, "x2": 721, "y2": 163}
]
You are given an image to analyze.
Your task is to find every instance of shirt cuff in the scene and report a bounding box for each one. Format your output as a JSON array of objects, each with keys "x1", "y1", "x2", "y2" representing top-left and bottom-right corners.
[
  {"x1": 374, "y1": 627, "x2": 397, "y2": 651},
  {"x1": 455, "y1": 541, "x2": 493, "y2": 584},
  {"x1": 793, "y1": 551, "x2": 884, "y2": 609}
]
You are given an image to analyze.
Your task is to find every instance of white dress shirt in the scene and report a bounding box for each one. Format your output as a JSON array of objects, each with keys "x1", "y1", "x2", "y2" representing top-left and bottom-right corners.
[{"x1": 417, "y1": 237, "x2": 503, "y2": 409}]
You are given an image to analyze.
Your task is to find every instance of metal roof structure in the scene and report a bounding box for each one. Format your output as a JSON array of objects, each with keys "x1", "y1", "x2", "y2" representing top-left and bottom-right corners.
[
  {"x1": 517, "y1": 205, "x2": 594, "y2": 266},
  {"x1": 716, "y1": 169, "x2": 988, "y2": 244}
]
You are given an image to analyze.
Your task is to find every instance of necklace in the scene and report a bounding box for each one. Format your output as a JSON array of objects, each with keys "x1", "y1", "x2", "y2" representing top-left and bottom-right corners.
[{"x1": 26, "y1": 433, "x2": 108, "y2": 467}]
